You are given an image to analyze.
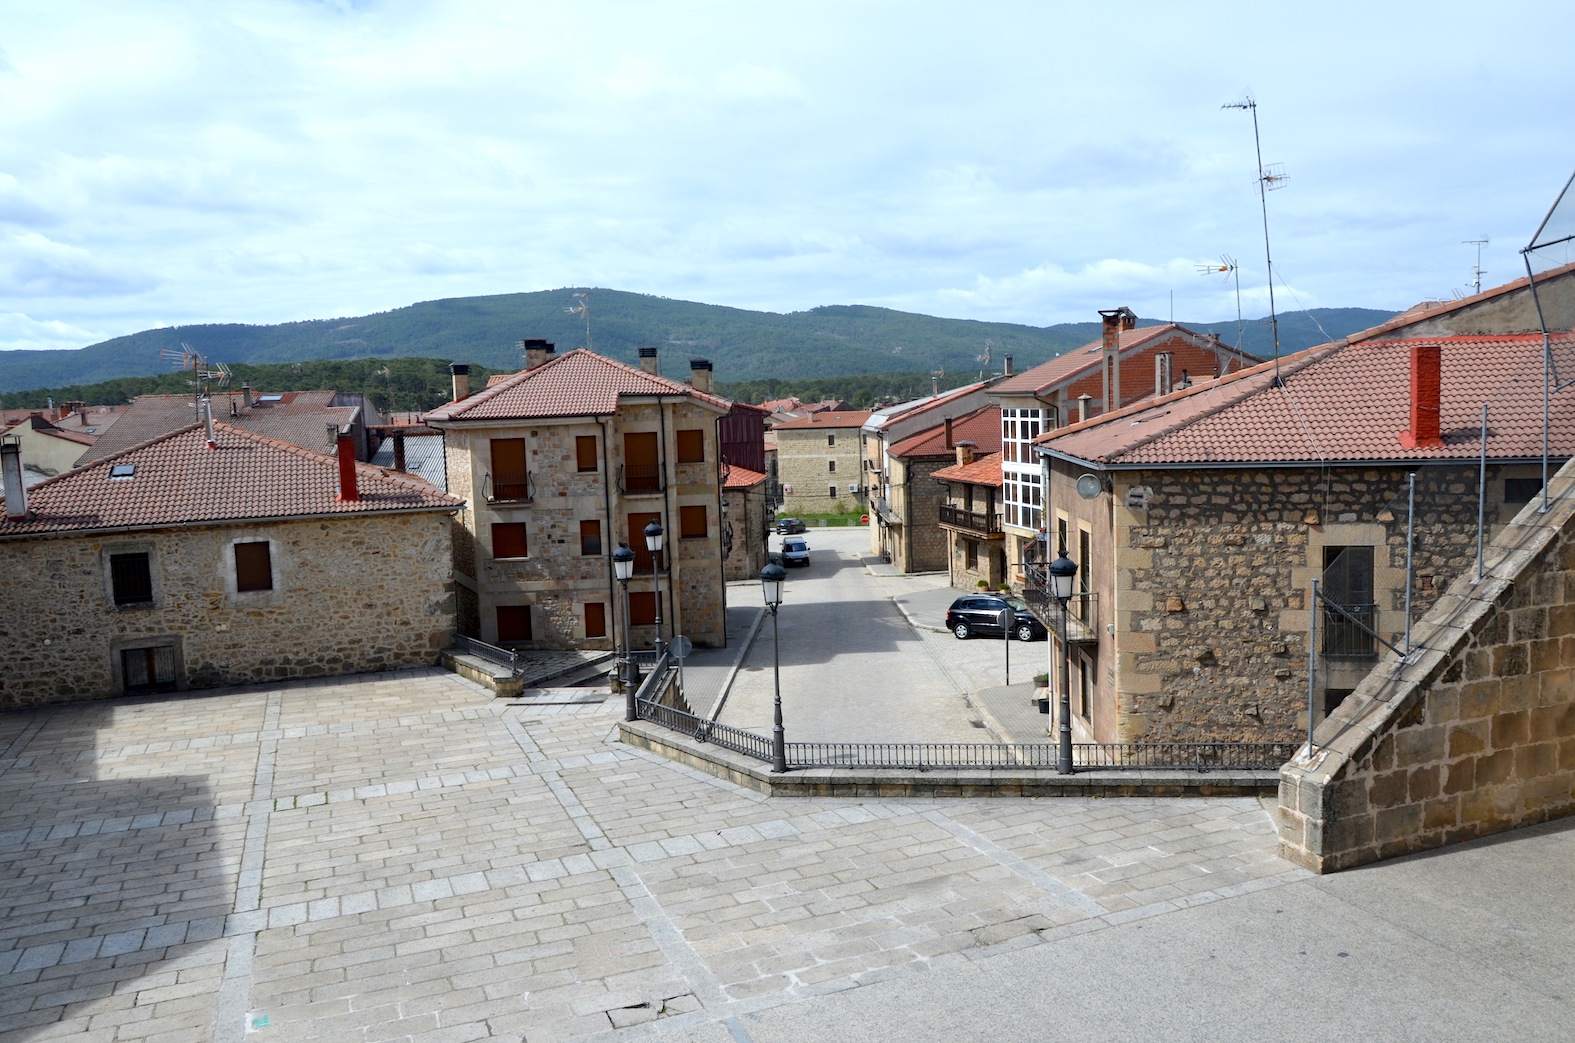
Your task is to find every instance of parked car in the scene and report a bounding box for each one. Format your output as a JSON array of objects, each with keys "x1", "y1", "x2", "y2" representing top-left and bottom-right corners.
[
  {"x1": 781, "y1": 536, "x2": 810, "y2": 566},
  {"x1": 777, "y1": 517, "x2": 808, "y2": 534},
  {"x1": 945, "y1": 594, "x2": 1045, "y2": 641}
]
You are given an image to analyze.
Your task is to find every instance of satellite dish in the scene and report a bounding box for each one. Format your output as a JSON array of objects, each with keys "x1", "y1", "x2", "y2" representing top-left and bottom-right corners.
[{"x1": 1076, "y1": 474, "x2": 1105, "y2": 500}]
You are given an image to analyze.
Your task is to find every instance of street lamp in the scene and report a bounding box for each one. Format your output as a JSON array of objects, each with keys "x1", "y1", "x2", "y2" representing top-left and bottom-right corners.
[
  {"x1": 1049, "y1": 550, "x2": 1079, "y2": 774},
  {"x1": 613, "y1": 541, "x2": 637, "y2": 719},
  {"x1": 644, "y1": 519, "x2": 665, "y2": 657},
  {"x1": 760, "y1": 561, "x2": 788, "y2": 773}
]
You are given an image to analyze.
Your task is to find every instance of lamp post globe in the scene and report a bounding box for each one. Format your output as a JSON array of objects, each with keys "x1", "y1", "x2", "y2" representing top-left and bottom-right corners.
[
  {"x1": 644, "y1": 520, "x2": 665, "y2": 654},
  {"x1": 759, "y1": 562, "x2": 788, "y2": 772},
  {"x1": 613, "y1": 542, "x2": 637, "y2": 716},
  {"x1": 1049, "y1": 550, "x2": 1079, "y2": 774}
]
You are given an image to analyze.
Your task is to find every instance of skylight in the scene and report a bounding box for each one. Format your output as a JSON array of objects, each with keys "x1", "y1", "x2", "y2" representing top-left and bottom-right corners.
[
  {"x1": 258, "y1": 394, "x2": 284, "y2": 403},
  {"x1": 109, "y1": 464, "x2": 136, "y2": 479}
]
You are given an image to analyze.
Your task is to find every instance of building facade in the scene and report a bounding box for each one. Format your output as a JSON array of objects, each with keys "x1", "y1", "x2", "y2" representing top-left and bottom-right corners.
[{"x1": 771, "y1": 409, "x2": 872, "y2": 517}]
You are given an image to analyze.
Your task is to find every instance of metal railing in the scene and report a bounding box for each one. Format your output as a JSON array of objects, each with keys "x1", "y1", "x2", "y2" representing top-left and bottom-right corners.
[
  {"x1": 631, "y1": 696, "x2": 1296, "y2": 772},
  {"x1": 938, "y1": 504, "x2": 1002, "y2": 536},
  {"x1": 482, "y1": 470, "x2": 534, "y2": 503},
  {"x1": 452, "y1": 634, "x2": 520, "y2": 676},
  {"x1": 1321, "y1": 602, "x2": 1378, "y2": 657},
  {"x1": 620, "y1": 463, "x2": 663, "y2": 494}
]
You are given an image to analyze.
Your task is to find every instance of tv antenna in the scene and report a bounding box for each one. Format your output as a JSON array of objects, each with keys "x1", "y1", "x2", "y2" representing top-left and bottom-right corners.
[
  {"x1": 1223, "y1": 93, "x2": 1287, "y2": 377},
  {"x1": 1464, "y1": 237, "x2": 1489, "y2": 295},
  {"x1": 159, "y1": 343, "x2": 231, "y2": 407},
  {"x1": 1196, "y1": 255, "x2": 1245, "y2": 349},
  {"x1": 565, "y1": 292, "x2": 592, "y2": 350},
  {"x1": 975, "y1": 338, "x2": 992, "y2": 380}
]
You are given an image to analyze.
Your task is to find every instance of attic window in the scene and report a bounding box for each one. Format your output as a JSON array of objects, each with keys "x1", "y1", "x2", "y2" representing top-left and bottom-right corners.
[
  {"x1": 257, "y1": 394, "x2": 284, "y2": 403},
  {"x1": 109, "y1": 464, "x2": 137, "y2": 479}
]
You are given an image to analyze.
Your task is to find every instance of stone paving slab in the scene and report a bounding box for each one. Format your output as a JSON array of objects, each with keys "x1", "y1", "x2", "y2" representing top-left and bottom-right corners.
[{"x1": 0, "y1": 665, "x2": 1568, "y2": 1042}]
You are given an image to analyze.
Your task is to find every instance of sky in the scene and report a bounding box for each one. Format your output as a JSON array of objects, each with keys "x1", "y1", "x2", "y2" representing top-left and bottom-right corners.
[{"x1": 2, "y1": 0, "x2": 1573, "y2": 354}]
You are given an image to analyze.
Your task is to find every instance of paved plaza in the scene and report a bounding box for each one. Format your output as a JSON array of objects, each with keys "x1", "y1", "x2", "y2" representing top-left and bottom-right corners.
[{"x1": 3, "y1": 662, "x2": 1573, "y2": 1042}]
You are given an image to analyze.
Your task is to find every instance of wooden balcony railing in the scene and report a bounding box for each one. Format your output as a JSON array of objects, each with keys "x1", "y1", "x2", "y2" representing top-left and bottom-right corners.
[{"x1": 938, "y1": 503, "x2": 1002, "y2": 537}]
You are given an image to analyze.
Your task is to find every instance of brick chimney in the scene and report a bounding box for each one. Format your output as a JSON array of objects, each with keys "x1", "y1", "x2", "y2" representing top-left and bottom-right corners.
[
  {"x1": 336, "y1": 429, "x2": 359, "y2": 501},
  {"x1": 449, "y1": 363, "x2": 470, "y2": 402},
  {"x1": 944, "y1": 417, "x2": 954, "y2": 449},
  {"x1": 638, "y1": 346, "x2": 660, "y2": 375},
  {"x1": 1398, "y1": 343, "x2": 1444, "y2": 449},
  {"x1": 689, "y1": 358, "x2": 714, "y2": 394},
  {"x1": 1099, "y1": 307, "x2": 1136, "y2": 412},
  {"x1": 2, "y1": 436, "x2": 27, "y2": 521},
  {"x1": 521, "y1": 338, "x2": 556, "y2": 370}
]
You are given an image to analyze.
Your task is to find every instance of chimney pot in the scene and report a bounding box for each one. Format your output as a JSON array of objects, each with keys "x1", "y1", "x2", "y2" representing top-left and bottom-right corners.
[
  {"x1": 522, "y1": 338, "x2": 556, "y2": 370},
  {"x1": 689, "y1": 358, "x2": 714, "y2": 394},
  {"x1": 638, "y1": 346, "x2": 660, "y2": 375},
  {"x1": 450, "y1": 362, "x2": 470, "y2": 402}
]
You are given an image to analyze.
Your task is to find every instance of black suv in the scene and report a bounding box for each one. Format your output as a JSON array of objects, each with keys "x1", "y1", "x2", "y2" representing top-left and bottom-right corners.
[
  {"x1": 945, "y1": 594, "x2": 1046, "y2": 642},
  {"x1": 776, "y1": 517, "x2": 807, "y2": 535}
]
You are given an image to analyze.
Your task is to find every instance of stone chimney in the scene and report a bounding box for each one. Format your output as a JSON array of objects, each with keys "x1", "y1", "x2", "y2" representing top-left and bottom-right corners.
[
  {"x1": 955, "y1": 440, "x2": 976, "y2": 467},
  {"x1": 1078, "y1": 394, "x2": 1092, "y2": 424},
  {"x1": 521, "y1": 338, "x2": 556, "y2": 370},
  {"x1": 689, "y1": 358, "x2": 714, "y2": 394},
  {"x1": 1003, "y1": 354, "x2": 1014, "y2": 377},
  {"x1": 1099, "y1": 307, "x2": 1136, "y2": 412},
  {"x1": 1398, "y1": 343, "x2": 1444, "y2": 449},
  {"x1": 450, "y1": 362, "x2": 470, "y2": 402},
  {"x1": 2, "y1": 436, "x2": 27, "y2": 521},
  {"x1": 336, "y1": 429, "x2": 359, "y2": 502},
  {"x1": 638, "y1": 346, "x2": 660, "y2": 375}
]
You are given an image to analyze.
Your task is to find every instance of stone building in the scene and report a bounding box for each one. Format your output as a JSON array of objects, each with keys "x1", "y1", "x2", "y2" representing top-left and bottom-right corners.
[
  {"x1": 989, "y1": 308, "x2": 1261, "y2": 587},
  {"x1": 1029, "y1": 327, "x2": 1573, "y2": 748},
  {"x1": 876, "y1": 406, "x2": 1001, "y2": 574},
  {"x1": 771, "y1": 409, "x2": 871, "y2": 517},
  {"x1": 932, "y1": 447, "x2": 1007, "y2": 590},
  {"x1": 0, "y1": 420, "x2": 462, "y2": 708},
  {"x1": 722, "y1": 465, "x2": 771, "y2": 581},
  {"x1": 7, "y1": 402, "x2": 126, "y2": 478},
  {"x1": 425, "y1": 343, "x2": 732, "y2": 653}
]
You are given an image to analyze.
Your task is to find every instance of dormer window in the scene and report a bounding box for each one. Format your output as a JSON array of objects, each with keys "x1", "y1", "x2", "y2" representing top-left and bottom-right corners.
[{"x1": 109, "y1": 464, "x2": 137, "y2": 480}]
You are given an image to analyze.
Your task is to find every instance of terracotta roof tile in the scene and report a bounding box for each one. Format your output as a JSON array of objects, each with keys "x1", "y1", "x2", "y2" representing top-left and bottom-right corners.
[
  {"x1": 1037, "y1": 332, "x2": 1575, "y2": 467},
  {"x1": 724, "y1": 465, "x2": 768, "y2": 490},
  {"x1": 991, "y1": 324, "x2": 1259, "y2": 397},
  {"x1": 890, "y1": 405, "x2": 1002, "y2": 458},
  {"x1": 772, "y1": 409, "x2": 873, "y2": 430},
  {"x1": 2, "y1": 423, "x2": 463, "y2": 538},
  {"x1": 426, "y1": 349, "x2": 730, "y2": 422},
  {"x1": 77, "y1": 392, "x2": 360, "y2": 466},
  {"x1": 932, "y1": 451, "x2": 1002, "y2": 486}
]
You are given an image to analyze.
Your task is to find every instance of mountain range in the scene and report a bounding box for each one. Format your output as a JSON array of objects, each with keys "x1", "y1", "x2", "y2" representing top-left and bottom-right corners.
[{"x1": 0, "y1": 288, "x2": 1394, "y2": 395}]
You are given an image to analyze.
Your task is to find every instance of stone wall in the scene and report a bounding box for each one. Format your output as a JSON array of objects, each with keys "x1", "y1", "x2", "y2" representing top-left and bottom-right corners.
[
  {"x1": 1278, "y1": 459, "x2": 1575, "y2": 872},
  {"x1": 0, "y1": 511, "x2": 456, "y2": 708},
  {"x1": 775, "y1": 427, "x2": 864, "y2": 515}
]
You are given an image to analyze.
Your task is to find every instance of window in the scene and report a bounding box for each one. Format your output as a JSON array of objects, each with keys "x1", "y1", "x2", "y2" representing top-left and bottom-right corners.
[
  {"x1": 828, "y1": 459, "x2": 836, "y2": 473},
  {"x1": 109, "y1": 463, "x2": 137, "y2": 480},
  {"x1": 585, "y1": 602, "x2": 607, "y2": 639},
  {"x1": 234, "y1": 542, "x2": 272, "y2": 592},
  {"x1": 965, "y1": 541, "x2": 978, "y2": 570},
  {"x1": 627, "y1": 511, "x2": 660, "y2": 571},
  {"x1": 122, "y1": 646, "x2": 176, "y2": 692},
  {"x1": 576, "y1": 435, "x2": 598, "y2": 472},
  {"x1": 676, "y1": 429, "x2": 704, "y2": 464},
  {"x1": 828, "y1": 485, "x2": 838, "y2": 498},
  {"x1": 580, "y1": 519, "x2": 602, "y2": 556},
  {"x1": 630, "y1": 591, "x2": 657, "y2": 626},
  {"x1": 497, "y1": 605, "x2": 532, "y2": 643},
  {"x1": 110, "y1": 553, "x2": 153, "y2": 605},
  {"x1": 492, "y1": 523, "x2": 528, "y2": 559},
  {"x1": 1321, "y1": 546, "x2": 1375, "y2": 656},
  {"x1": 1505, "y1": 477, "x2": 1543, "y2": 503},
  {"x1": 490, "y1": 438, "x2": 529, "y2": 500},
  {"x1": 680, "y1": 504, "x2": 706, "y2": 538},
  {"x1": 827, "y1": 434, "x2": 836, "y2": 447},
  {"x1": 624, "y1": 432, "x2": 660, "y2": 491}
]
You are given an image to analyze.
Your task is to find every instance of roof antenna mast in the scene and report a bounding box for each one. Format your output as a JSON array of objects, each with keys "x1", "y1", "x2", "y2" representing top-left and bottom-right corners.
[
  {"x1": 1196, "y1": 255, "x2": 1244, "y2": 349},
  {"x1": 565, "y1": 292, "x2": 592, "y2": 351},
  {"x1": 1464, "y1": 237, "x2": 1489, "y2": 296},
  {"x1": 1222, "y1": 94, "x2": 1288, "y2": 380}
]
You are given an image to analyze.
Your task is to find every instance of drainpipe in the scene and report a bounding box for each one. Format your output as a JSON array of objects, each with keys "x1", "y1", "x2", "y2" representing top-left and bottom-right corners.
[{"x1": 599, "y1": 415, "x2": 618, "y2": 661}]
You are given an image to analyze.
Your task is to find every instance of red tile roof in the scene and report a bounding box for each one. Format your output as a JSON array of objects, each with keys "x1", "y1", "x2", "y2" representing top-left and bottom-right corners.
[
  {"x1": 1036, "y1": 331, "x2": 1575, "y2": 467},
  {"x1": 1, "y1": 423, "x2": 463, "y2": 538},
  {"x1": 77, "y1": 392, "x2": 360, "y2": 466},
  {"x1": 932, "y1": 451, "x2": 1002, "y2": 486},
  {"x1": 890, "y1": 405, "x2": 1002, "y2": 458},
  {"x1": 425, "y1": 349, "x2": 730, "y2": 422},
  {"x1": 866, "y1": 381, "x2": 991, "y2": 430},
  {"x1": 724, "y1": 465, "x2": 769, "y2": 490},
  {"x1": 772, "y1": 409, "x2": 873, "y2": 430},
  {"x1": 991, "y1": 324, "x2": 1258, "y2": 397}
]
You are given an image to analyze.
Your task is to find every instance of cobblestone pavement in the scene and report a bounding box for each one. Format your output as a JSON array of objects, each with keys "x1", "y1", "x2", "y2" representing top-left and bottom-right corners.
[{"x1": 0, "y1": 666, "x2": 1316, "y2": 1042}]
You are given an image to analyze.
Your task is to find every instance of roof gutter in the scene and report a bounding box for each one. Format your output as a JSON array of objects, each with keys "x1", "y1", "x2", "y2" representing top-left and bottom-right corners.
[{"x1": 1034, "y1": 445, "x2": 1572, "y2": 472}]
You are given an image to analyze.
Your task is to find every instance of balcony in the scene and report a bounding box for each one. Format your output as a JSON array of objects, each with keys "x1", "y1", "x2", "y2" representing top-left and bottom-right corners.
[
  {"x1": 1022, "y1": 562, "x2": 1098, "y2": 644},
  {"x1": 620, "y1": 462, "x2": 664, "y2": 495},
  {"x1": 871, "y1": 496, "x2": 897, "y2": 525},
  {"x1": 938, "y1": 503, "x2": 1002, "y2": 538},
  {"x1": 483, "y1": 470, "x2": 534, "y2": 504}
]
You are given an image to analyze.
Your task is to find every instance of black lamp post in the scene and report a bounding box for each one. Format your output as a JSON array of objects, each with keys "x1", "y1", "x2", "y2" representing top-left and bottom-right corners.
[
  {"x1": 613, "y1": 541, "x2": 637, "y2": 718},
  {"x1": 760, "y1": 561, "x2": 788, "y2": 773},
  {"x1": 1049, "y1": 550, "x2": 1079, "y2": 774},
  {"x1": 644, "y1": 519, "x2": 665, "y2": 657}
]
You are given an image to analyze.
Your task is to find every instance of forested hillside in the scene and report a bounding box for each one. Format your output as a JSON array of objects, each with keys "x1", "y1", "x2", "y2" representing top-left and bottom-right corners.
[{"x1": 0, "y1": 286, "x2": 1393, "y2": 396}]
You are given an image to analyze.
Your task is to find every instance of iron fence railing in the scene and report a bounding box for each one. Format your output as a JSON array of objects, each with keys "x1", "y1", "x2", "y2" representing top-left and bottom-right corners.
[
  {"x1": 630, "y1": 696, "x2": 1296, "y2": 772},
  {"x1": 482, "y1": 470, "x2": 534, "y2": 503},
  {"x1": 452, "y1": 634, "x2": 520, "y2": 676},
  {"x1": 1321, "y1": 602, "x2": 1378, "y2": 657},
  {"x1": 620, "y1": 462, "x2": 663, "y2": 494}
]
